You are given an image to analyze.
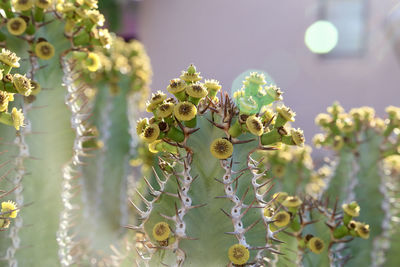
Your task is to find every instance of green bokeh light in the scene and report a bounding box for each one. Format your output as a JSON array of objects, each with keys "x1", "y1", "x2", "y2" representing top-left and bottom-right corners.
[
  {"x1": 305, "y1": 20, "x2": 339, "y2": 54},
  {"x1": 231, "y1": 70, "x2": 276, "y2": 114}
]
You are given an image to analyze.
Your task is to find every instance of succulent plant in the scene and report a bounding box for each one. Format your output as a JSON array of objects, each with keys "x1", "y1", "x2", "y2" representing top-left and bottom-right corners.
[
  {"x1": 0, "y1": 1, "x2": 151, "y2": 266},
  {"x1": 128, "y1": 65, "x2": 375, "y2": 267},
  {"x1": 0, "y1": 2, "x2": 398, "y2": 265}
]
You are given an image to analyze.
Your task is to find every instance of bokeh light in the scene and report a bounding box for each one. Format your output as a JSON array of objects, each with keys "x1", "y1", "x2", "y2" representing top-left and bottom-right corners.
[
  {"x1": 231, "y1": 69, "x2": 276, "y2": 114},
  {"x1": 231, "y1": 69, "x2": 275, "y2": 96},
  {"x1": 304, "y1": 20, "x2": 339, "y2": 54}
]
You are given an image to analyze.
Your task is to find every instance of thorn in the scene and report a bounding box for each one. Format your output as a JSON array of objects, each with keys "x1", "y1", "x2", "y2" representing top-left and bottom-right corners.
[
  {"x1": 205, "y1": 118, "x2": 225, "y2": 130},
  {"x1": 158, "y1": 212, "x2": 174, "y2": 221},
  {"x1": 135, "y1": 189, "x2": 151, "y2": 207},
  {"x1": 224, "y1": 231, "x2": 237, "y2": 235},
  {"x1": 186, "y1": 127, "x2": 200, "y2": 135},
  {"x1": 239, "y1": 198, "x2": 256, "y2": 219},
  {"x1": 231, "y1": 138, "x2": 255, "y2": 145},
  {"x1": 244, "y1": 218, "x2": 261, "y2": 233},
  {"x1": 189, "y1": 203, "x2": 207, "y2": 210},
  {"x1": 220, "y1": 208, "x2": 232, "y2": 218},
  {"x1": 240, "y1": 187, "x2": 250, "y2": 203}
]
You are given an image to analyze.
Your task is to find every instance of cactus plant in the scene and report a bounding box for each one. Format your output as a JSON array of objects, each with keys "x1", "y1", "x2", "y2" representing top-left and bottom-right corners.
[
  {"x1": 0, "y1": 2, "x2": 398, "y2": 265},
  {"x1": 0, "y1": 1, "x2": 152, "y2": 266},
  {"x1": 128, "y1": 65, "x2": 381, "y2": 267}
]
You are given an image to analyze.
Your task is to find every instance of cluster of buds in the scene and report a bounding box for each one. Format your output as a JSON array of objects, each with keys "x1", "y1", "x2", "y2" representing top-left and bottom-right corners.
[
  {"x1": 261, "y1": 144, "x2": 313, "y2": 179},
  {"x1": 136, "y1": 65, "x2": 305, "y2": 158},
  {"x1": 333, "y1": 201, "x2": 370, "y2": 240},
  {"x1": 1, "y1": 0, "x2": 57, "y2": 60},
  {"x1": 137, "y1": 64, "x2": 221, "y2": 149},
  {"x1": 56, "y1": 0, "x2": 112, "y2": 48},
  {"x1": 230, "y1": 74, "x2": 304, "y2": 149},
  {"x1": 0, "y1": 48, "x2": 39, "y2": 130},
  {"x1": 82, "y1": 35, "x2": 152, "y2": 98},
  {"x1": 313, "y1": 103, "x2": 400, "y2": 151},
  {"x1": 233, "y1": 72, "x2": 282, "y2": 114},
  {"x1": 0, "y1": 200, "x2": 19, "y2": 230},
  {"x1": 266, "y1": 194, "x2": 370, "y2": 264}
]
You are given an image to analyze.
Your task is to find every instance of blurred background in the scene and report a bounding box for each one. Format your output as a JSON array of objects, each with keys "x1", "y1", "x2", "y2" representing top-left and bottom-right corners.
[{"x1": 102, "y1": 0, "x2": 400, "y2": 146}]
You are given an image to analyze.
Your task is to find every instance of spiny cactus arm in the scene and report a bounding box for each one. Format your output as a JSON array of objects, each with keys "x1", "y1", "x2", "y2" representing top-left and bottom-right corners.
[
  {"x1": 4, "y1": 45, "x2": 42, "y2": 267},
  {"x1": 247, "y1": 157, "x2": 286, "y2": 265},
  {"x1": 372, "y1": 156, "x2": 400, "y2": 266},
  {"x1": 57, "y1": 57, "x2": 95, "y2": 266},
  {"x1": 0, "y1": 146, "x2": 20, "y2": 233},
  {"x1": 125, "y1": 161, "x2": 173, "y2": 265}
]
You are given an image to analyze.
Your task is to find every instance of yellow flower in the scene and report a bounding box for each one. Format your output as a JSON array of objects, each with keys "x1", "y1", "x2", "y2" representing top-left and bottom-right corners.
[
  {"x1": 355, "y1": 222, "x2": 370, "y2": 239},
  {"x1": 185, "y1": 83, "x2": 208, "y2": 99},
  {"x1": 246, "y1": 115, "x2": 264, "y2": 136},
  {"x1": 273, "y1": 211, "x2": 291, "y2": 227},
  {"x1": 0, "y1": 49, "x2": 21, "y2": 68},
  {"x1": 152, "y1": 222, "x2": 170, "y2": 241},
  {"x1": 349, "y1": 108, "x2": 364, "y2": 120},
  {"x1": 315, "y1": 113, "x2": 331, "y2": 126},
  {"x1": 244, "y1": 72, "x2": 266, "y2": 86},
  {"x1": 149, "y1": 91, "x2": 167, "y2": 106},
  {"x1": 86, "y1": 9, "x2": 105, "y2": 27},
  {"x1": 136, "y1": 118, "x2": 149, "y2": 135},
  {"x1": 0, "y1": 91, "x2": 13, "y2": 112},
  {"x1": 383, "y1": 155, "x2": 400, "y2": 173},
  {"x1": 83, "y1": 0, "x2": 98, "y2": 8},
  {"x1": 204, "y1": 79, "x2": 221, "y2": 91},
  {"x1": 35, "y1": 0, "x2": 52, "y2": 9},
  {"x1": 265, "y1": 85, "x2": 283, "y2": 101},
  {"x1": 312, "y1": 133, "x2": 326, "y2": 147},
  {"x1": 228, "y1": 244, "x2": 249, "y2": 265},
  {"x1": 167, "y1": 78, "x2": 186, "y2": 94},
  {"x1": 174, "y1": 101, "x2": 197, "y2": 121},
  {"x1": 210, "y1": 138, "x2": 233, "y2": 159},
  {"x1": 148, "y1": 140, "x2": 162, "y2": 153},
  {"x1": 12, "y1": 0, "x2": 34, "y2": 11},
  {"x1": 11, "y1": 107, "x2": 25, "y2": 131},
  {"x1": 342, "y1": 201, "x2": 360, "y2": 217},
  {"x1": 13, "y1": 74, "x2": 32, "y2": 96},
  {"x1": 308, "y1": 237, "x2": 325, "y2": 254},
  {"x1": 30, "y1": 80, "x2": 42, "y2": 96},
  {"x1": 386, "y1": 105, "x2": 400, "y2": 118},
  {"x1": 98, "y1": 28, "x2": 112, "y2": 48},
  {"x1": 35, "y1": 41, "x2": 55, "y2": 60},
  {"x1": 0, "y1": 218, "x2": 11, "y2": 229},
  {"x1": 85, "y1": 52, "x2": 101, "y2": 72},
  {"x1": 272, "y1": 192, "x2": 288, "y2": 203},
  {"x1": 327, "y1": 102, "x2": 344, "y2": 116},
  {"x1": 291, "y1": 128, "x2": 305, "y2": 146},
  {"x1": 180, "y1": 64, "x2": 202, "y2": 83},
  {"x1": 156, "y1": 102, "x2": 174, "y2": 118},
  {"x1": 337, "y1": 117, "x2": 355, "y2": 133},
  {"x1": 141, "y1": 124, "x2": 160, "y2": 143},
  {"x1": 282, "y1": 196, "x2": 302, "y2": 208},
  {"x1": 1, "y1": 200, "x2": 19, "y2": 218},
  {"x1": 276, "y1": 105, "x2": 296, "y2": 122},
  {"x1": 7, "y1": 17, "x2": 27, "y2": 36},
  {"x1": 332, "y1": 136, "x2": 344, "y2": 151},
  {"x1": 360, "y1": 106, "x2": 375, "y2": 121},
  {"x1": 233, "y1": 89, "x2": 245, "y2": 100},
  {"x1": 263, "y1": 205, "x2": 275, "y2": 217}
]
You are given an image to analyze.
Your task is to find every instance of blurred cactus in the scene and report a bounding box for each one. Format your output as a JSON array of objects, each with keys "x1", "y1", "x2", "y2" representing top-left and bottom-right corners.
[
  {"x1": 127, "y1": 65, "x2": 374, "y2": 267},
  {"x1": 0, "y1": 1, "x2": 151, "y2": 266}
]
